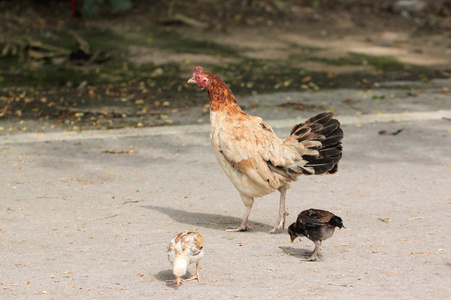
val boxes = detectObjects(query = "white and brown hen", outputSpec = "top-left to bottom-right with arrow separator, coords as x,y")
167,231 -> 205,286
288,208 -> 344,261
188,67 -> 343,233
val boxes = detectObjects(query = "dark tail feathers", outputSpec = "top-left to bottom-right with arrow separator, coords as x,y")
290,112 -> 343,175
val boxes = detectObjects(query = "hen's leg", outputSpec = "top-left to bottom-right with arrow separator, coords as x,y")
307,240 -> 322,261
270,186 -> 289,233
186,262 -> 200,282
226,203 -> 253,232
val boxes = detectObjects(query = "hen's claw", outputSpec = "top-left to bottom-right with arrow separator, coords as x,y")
226,224 -> 251,232
270,210 -> 289,233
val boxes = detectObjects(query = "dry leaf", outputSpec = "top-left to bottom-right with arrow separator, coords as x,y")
378,217 -> 391,223
328,283 -> 355,287
378,129 -> 403,136
407,217 -> 424,221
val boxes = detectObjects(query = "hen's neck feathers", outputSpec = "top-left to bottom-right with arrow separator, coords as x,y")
205,72 -> 242,113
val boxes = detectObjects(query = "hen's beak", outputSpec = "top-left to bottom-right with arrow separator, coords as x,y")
187,77 -> 196,84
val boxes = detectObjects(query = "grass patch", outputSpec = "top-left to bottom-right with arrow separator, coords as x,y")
314,53 -> 406,72
148,27 -> 240,57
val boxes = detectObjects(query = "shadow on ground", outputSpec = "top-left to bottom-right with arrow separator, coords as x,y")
143,205 -> 273,232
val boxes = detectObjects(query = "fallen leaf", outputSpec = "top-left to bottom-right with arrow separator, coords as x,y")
378,129 -> 403,136
328,283 -> 355,288
407,217 -> 424,221
378,217 -> 391,223
103,150 -> 138,155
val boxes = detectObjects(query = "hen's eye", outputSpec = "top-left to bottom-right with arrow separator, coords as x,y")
197,76 -> 201,80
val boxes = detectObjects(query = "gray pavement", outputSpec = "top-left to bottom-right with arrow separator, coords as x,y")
1,81 -> 451,299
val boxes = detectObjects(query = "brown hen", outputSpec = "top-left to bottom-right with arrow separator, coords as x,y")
188,67 -> 343,233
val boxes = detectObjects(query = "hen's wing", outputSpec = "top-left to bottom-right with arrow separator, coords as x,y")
215,113 -> 303,190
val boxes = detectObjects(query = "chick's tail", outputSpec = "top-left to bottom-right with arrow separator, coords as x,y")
288,112 -> 343,175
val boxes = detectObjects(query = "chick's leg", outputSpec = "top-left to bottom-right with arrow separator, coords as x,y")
227,201 -> 253,232
186,262 -> 200,282
270,186 -> 289,233
307,240 -> 322,261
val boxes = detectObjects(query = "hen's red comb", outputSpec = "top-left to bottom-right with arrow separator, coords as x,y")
196,66 -> 203,73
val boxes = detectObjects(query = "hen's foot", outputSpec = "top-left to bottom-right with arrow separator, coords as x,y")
304,256 -> 320,261
269,226 -> 283,234
269,211 -> 289,233
226,224 -> 251,232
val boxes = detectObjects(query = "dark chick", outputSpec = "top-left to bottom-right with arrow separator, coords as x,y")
288,208 -> 344,261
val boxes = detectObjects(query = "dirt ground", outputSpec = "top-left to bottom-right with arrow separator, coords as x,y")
1,113 -> 450,299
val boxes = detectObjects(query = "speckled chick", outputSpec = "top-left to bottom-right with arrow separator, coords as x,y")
288,209 -> 344,261
167,231 -> 205,286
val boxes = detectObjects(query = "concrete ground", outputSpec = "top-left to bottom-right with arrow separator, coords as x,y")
0,81 -> 450,299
